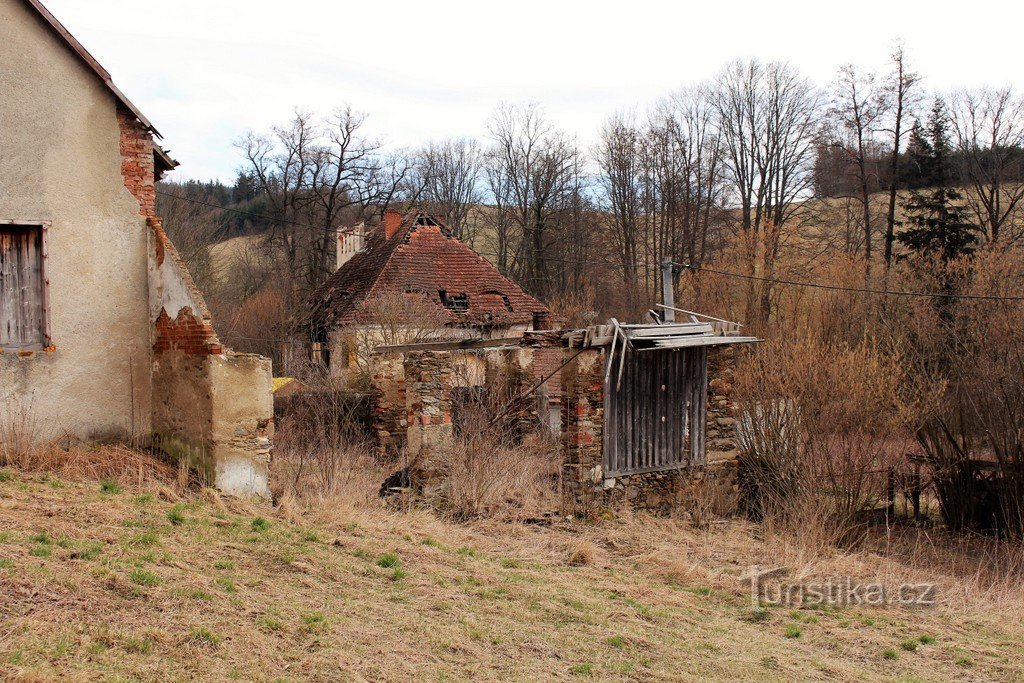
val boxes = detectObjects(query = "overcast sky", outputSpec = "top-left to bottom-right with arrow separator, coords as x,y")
43,0 -> 1024,183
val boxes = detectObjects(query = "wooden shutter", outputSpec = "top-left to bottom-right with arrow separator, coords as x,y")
603,347 -> 707,477
0,225 -> 44,348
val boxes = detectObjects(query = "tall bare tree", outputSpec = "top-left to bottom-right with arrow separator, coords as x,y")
713,59 -> 820,326
949,87 -> 1024,243
238,107 -> 409,332
414,138 -> 483,242
596,113 -> 645,288
882,44 -> 921,267
830,63 -> 890,275
485,103 -> 583,298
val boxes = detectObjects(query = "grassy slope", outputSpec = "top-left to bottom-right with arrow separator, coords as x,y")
0,469 -> 1021,682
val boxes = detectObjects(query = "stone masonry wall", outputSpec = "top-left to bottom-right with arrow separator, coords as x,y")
369,351 -> 407,458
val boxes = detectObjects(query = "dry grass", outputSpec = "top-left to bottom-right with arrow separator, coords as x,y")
1,452 -> 1023,681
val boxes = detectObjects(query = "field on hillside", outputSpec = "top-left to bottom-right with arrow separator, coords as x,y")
1,460 -> 1023,682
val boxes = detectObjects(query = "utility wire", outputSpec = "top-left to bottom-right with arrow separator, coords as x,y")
675,262 -> 1024,302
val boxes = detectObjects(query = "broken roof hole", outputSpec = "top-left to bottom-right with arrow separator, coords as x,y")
438,290 -> 470,314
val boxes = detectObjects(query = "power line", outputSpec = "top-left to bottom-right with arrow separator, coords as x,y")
676,262 -> 1024,302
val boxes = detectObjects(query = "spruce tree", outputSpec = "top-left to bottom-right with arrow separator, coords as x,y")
896,100 -> 979,262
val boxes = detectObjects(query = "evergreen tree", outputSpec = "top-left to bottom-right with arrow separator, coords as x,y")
896,100 -> 979,262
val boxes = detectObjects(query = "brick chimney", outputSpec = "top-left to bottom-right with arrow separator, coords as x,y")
383,209 -> 404,240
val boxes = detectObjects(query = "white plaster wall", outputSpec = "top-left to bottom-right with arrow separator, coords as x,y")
0,0 -> 153,439
209,353 -> 273,499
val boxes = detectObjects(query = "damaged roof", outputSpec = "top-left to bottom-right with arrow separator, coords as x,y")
310,210 -> 550,329
21,0 -> 178,174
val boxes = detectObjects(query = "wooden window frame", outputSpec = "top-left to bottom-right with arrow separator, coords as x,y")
0,220 -> 51,351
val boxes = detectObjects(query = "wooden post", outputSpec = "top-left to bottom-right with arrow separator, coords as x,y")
912,462 -> 922,522
661,259 -> 675,323
887,466 -> 896,520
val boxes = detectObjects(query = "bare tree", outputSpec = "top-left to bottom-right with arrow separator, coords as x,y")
415,138 -> 483,242
882,44 -> 921,267
949,87 -> 1024,243
595,113 -> 644,288
713,59 -> 820,326
485,102 -> 583,299
829,63 -> 890,275
237,107 -> 409,333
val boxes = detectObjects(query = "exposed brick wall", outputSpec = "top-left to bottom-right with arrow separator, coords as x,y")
116,103 -> 156,218
561,347 -> 606,514
153,307 -> 223,355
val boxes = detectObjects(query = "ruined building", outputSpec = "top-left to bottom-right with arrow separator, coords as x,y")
0,0 -> 273,497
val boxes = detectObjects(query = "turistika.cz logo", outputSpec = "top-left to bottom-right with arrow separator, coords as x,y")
742,566 -> 937,609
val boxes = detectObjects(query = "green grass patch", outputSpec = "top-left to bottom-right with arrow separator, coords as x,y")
28,531 -> 51,544
301,612 -> 328,633
607,635 -> 625,648
570,663 -> 593,676
134,493 -> 153,504
0,558 -> 14,569
900,639 -> 919,652
390,568 -> 407,582
251,517 -> 270,532
257,615 -> 286,633
0,470 -> 12,482
123,635 -> 154,655
29,543 -> 52,558
784,625 -> 802,639
167,505 -> 186,526
377,553 -> 400,569
69,542 -> 103,561
881,648 -> 899,660
100,479 -> 122,494
499,558 -> 522,569
421,537 -> 443,548
213,559 -> 235,570
129,568 -> 160,587
214,577 -> 237,593
187,627 -> 222,647
456,546 -> 477,557
918,634 -> 936,645
129,531 -> 160,547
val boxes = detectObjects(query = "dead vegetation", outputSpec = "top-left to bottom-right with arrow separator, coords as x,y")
1,456 -> 1024,681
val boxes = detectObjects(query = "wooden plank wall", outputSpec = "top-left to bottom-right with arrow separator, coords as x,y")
603,347 -> 707,477
0,226 -> 43,347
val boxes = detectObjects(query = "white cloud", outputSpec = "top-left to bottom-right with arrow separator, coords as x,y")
42,0 -> 1024,181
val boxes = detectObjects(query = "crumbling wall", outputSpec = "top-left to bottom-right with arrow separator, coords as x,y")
370,351 -> 407,457
209,353 -> 274,498
148,214 -> 272,498
561,347 -> 606,514
404,351 -> 455,457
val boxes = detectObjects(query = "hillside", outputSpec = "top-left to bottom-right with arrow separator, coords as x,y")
1,463 -> 1021,681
